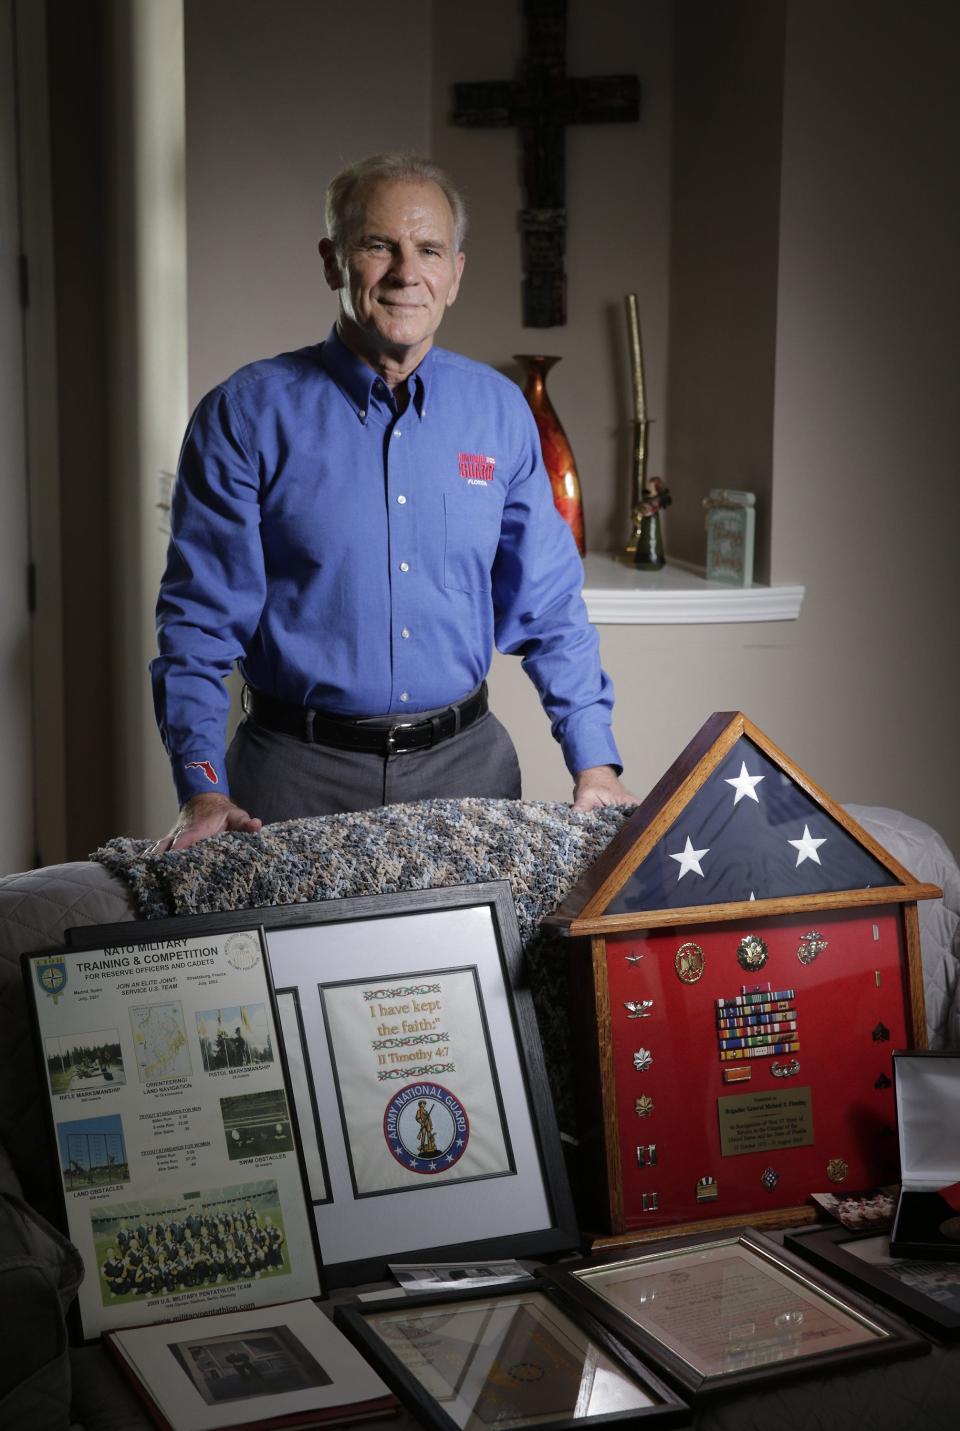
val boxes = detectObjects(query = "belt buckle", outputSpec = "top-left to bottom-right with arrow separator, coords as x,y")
385,721 -> 414,754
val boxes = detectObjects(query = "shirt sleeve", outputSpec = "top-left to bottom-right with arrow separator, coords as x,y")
492,402 -> 622,778
151,387 -> 266,805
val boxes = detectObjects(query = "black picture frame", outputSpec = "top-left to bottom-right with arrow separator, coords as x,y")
333,1281 -> 691,1430
539,1226 -> 928,1400
69,881 -> 578,1286
785,1223 -> 960,1341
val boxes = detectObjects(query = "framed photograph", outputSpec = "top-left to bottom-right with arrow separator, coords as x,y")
105,1299 -> 397,1431
334,1282 -> 690,1430
540,1227 -> 928,1399
69,882 -> 578,1285
23,927 -> 324,1341
785,1223 -> 960,1340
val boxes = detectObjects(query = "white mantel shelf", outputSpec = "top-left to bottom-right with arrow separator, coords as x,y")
582,554 -> 806,625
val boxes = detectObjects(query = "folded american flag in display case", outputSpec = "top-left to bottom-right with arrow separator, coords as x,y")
547,712 -> 941,1246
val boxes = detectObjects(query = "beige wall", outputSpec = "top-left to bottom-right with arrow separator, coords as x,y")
665,0 -> 785,580
767,0 -> 960,842
174,0 -> 958,856
487,0 -> 960,858
430,0 -> 675,553
184,0 -> 433,403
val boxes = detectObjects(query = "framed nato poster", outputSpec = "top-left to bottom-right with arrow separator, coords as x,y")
69,883 -> 578,1286
23,926 -> 324,1341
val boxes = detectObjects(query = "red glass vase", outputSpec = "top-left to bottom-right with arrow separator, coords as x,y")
514,354 -> 586,556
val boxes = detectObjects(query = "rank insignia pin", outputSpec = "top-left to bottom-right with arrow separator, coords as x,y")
633,1048 -> 653,1072
641,1192 -> 660,1212
797,930 -> 828,965
872,1022 -> 890,1043
635,1143 -> 657,1167
635,1095 -> 654,1117
696,1175 -> 718,1203
874,1072 -> 892,1090
624,999 -> 654,1019
624,952 -> 644,965
674,942 -> 705,984
761,1167 -> 779,1191
826,1158 -> 849,1184
737,935 -> 769,971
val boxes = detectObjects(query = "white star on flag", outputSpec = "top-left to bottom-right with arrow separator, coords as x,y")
788,825 -> 827,867
725,761 -> 765,804
669,836 -> 710,880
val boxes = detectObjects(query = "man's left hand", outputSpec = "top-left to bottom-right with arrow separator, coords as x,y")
572,765 -> 640,810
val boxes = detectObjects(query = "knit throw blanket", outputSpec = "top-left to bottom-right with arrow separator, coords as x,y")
94,799 -> 632,1130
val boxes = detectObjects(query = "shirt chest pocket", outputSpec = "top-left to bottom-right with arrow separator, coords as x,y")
443,489 -> 504,594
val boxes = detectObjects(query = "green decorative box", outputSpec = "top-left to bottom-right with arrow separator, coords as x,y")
704,489 -> 755,586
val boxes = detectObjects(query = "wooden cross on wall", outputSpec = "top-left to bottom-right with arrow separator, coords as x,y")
452,0 -> 640,327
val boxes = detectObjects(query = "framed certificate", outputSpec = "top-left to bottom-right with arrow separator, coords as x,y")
69,882 -> 578,1285
334,1283 -> 690,1430
23,927 -> 324,1341
785,1224 -> 960,1340
541,1227 -> 928,1399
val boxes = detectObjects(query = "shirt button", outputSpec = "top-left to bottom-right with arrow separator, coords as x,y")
358,409 -> 366,419
392,429 -> 402,439
399,561 -> 409,572
397,494 -> 407,505
401,627 -> 410,639
399,691 -> 409,702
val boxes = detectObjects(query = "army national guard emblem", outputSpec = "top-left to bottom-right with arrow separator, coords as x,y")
36,956 -> 68,1003
384,1082 -> 469,1174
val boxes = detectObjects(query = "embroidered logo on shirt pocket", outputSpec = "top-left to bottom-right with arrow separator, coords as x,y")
458,451 -> 496,484
443,490 -> 502,593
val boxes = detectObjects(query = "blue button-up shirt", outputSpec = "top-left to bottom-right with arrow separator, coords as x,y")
153,327 -> 621,804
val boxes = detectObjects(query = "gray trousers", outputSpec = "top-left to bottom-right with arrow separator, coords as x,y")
225,708 -> 522,822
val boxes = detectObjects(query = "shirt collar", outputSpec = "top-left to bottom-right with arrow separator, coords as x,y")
320,324 -> 432,422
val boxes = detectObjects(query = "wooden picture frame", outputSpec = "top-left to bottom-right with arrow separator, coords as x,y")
69,882 -> 578,1286
785,1223 -> 960,1341
544,712 -> 939,1242
333,1281 -> 691,1430
540,1227 -> 928,1400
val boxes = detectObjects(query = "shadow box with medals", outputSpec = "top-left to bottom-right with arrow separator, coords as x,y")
545,712 -> 941,1246
69,882 -> 579,1288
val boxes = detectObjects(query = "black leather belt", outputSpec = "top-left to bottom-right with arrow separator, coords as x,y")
243,683 -> 488,755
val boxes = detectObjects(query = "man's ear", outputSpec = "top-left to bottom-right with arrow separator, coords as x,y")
446,250 -> 466,309
318,238 -> 343,292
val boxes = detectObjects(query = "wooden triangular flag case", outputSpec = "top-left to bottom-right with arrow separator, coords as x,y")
549,713 -> 941,1245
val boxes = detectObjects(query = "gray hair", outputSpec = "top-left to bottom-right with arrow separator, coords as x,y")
325,152 -> 468,255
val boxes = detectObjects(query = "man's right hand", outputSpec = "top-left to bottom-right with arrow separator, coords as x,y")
151,793 -> 263,854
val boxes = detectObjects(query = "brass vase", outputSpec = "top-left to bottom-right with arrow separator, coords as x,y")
514,355 -> 586,555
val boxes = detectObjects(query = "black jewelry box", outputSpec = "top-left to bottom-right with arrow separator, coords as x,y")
890,1050 -> 960,1260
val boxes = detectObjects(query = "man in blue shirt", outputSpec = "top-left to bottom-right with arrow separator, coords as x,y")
152,153 -> 635,851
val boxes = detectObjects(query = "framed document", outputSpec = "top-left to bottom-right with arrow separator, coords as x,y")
785,1224 -> 960,1340
105,1299 -> 397,1430
24,928 -> 324,1340
541,1227 -> 928,1399
334,1283 -> 690,1430
69,883 -> 577,1285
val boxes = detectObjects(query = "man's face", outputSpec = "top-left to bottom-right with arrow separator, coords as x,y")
321,178 -> 465,369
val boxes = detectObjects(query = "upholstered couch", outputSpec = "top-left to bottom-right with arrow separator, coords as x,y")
0,801 -> 958,1430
